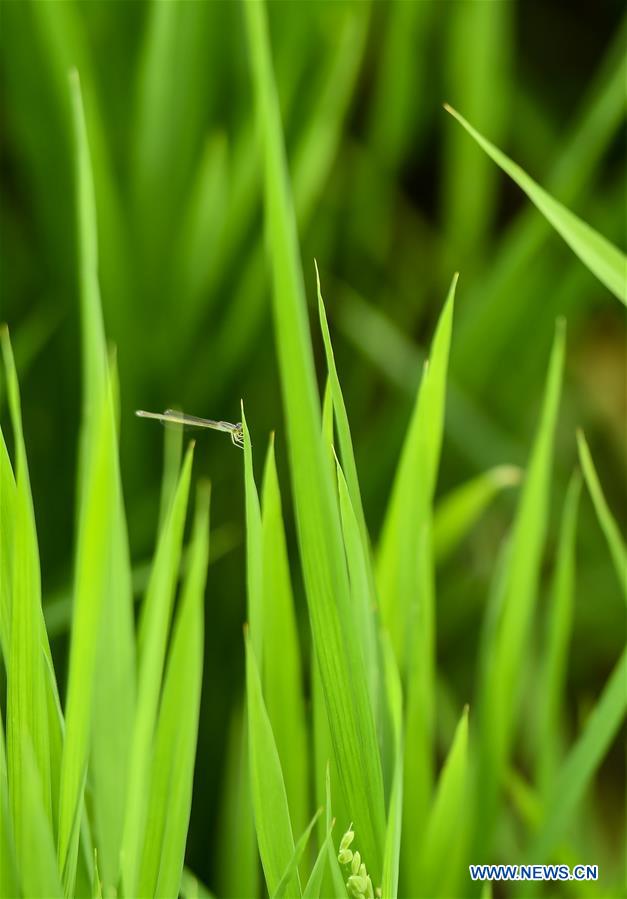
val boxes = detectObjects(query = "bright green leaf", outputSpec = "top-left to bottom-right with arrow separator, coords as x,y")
445,104 -> 627,304
245,630 -> 299,898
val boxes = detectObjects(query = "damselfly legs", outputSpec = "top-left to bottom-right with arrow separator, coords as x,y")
136,409 -> 245,448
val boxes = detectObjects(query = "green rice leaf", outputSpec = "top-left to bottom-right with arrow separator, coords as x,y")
577,430 -> 627,602
442,0 -> 513,264
531,646 -> 627,857
2,326 -> 54,868
215,704 -> 259,899
375,276 -> 456,886
302,819 -> 334,899
69,70 -> 135,892
244,0 -> 385,877
1,331 -> 66,838
0,712 -> 18,899
245,630 -> 299,898
334,456 -> 379,717
17,735 -> 63,898
121,443 -> 195,897
377,274 -> 457,667
0,427 -> 15,665
316,264 -> 365,544
452,20 -> 627,390
242,405 -> 264,667
273,809 -> 322,899
147,484 -> 210,899
417,707 -> 469,898
262,435 -> 309,842
91,850 -> 102,899
381,641 -> 403,899
536,472 -> 582,795
324,764 -> 349,899
318,267 -> 380,711
57,371 -> 118,894
433,465 -> 521,563
444,104 -> 627,304
158,412 -> 184,533
30,3 -> 131,345
401,523 -> 435,876
475,321 -> 565,855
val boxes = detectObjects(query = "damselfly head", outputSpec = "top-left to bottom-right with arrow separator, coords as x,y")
231,423 -> 245,448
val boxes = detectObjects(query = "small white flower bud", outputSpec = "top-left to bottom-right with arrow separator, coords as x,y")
347,873 -> 368,896
339,824 -> 355,852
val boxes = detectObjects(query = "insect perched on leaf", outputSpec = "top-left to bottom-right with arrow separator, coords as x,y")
136,408 -> 245,448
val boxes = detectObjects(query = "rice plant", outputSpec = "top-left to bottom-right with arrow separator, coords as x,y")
1,1 -> 624,898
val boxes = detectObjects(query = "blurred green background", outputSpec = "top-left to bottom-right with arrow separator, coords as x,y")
1,0 -> 625,886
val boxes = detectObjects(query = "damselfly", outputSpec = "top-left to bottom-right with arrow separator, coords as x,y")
136,409 -> 244,448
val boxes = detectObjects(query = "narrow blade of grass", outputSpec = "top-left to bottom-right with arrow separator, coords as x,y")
69,70 -> 135,892
149,485 -> 210,899
1,333 -> 65,841
417,707 -> 469,898
2,327 -> 54,868
57,373 -> 118,894
318,270 -> 381,716
381,640 -> 403,899
376,275 -> 456,668
453,17 -> 627,393
373,277 -> 455,887
215,703 -> 259,899
316,263 -> 368,554
302,817 -> 335,899
91,850 -> 101,899
401,522 -> 435,879
475,321 -> 565,856
577,430 -> 627,601
311,663 -> 347,899
158,413 -> 184,533
442,0 -> 513,264
536,472 -> 582,795
0,712 -> 18,898
433,465 -> 521,563
17,735 -> 63,898
324,763 -> 349,899
245,630 -> 299,898
530,646 -> 627,858
334,456 -> 379,719
273,809 -> 322,899
121,443 -> 195,897
0,428 -> 15,664
244,0 -> 385,877
262,435 -> 309,843
242,405 -> 264,667
444,104 -> 627,304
